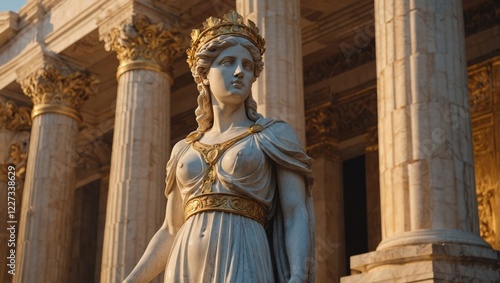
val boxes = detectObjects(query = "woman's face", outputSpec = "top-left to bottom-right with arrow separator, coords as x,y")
205,44 -> 256,106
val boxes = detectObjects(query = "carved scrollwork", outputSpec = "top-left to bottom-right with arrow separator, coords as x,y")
0,100 -> 31,132
477,187 -> 495,244
102,14 -> 185,78
305,87 -> 378,157
305,107 -> 337,144
336,93 -> 377,140
306,140 -> 339,160
468,67 -> 492,115
0,131 -> 30,185
473,129 -> 490,153
19,63 -> 98,122
184,193 -> 268,225
472,126 -> 497,247
75,140 -> 112,184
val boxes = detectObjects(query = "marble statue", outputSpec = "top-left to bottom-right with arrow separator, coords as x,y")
123,10 -> 315,283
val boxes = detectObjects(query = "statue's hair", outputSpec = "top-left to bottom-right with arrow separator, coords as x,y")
191,35 -> 264,132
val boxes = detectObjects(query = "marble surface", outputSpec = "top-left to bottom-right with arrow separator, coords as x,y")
342,1 -> 499,282
375,0 -> 481,246
312,155 -> 345,282
100,69 -> 170,283
236,0 -> 306,144
342,243 -> 500,283
14,113 -> 79,283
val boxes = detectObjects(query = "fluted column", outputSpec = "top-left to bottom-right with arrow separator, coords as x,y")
236,0 -> 306,144
95,166 -> 109,283
342,1 -> 500,282
310,146 -> 345,283
0,100 -> 31,283
375,0 -> 483,251
364,128 -> 381,252
99,15 -> 183,282
14,63 -> 98,283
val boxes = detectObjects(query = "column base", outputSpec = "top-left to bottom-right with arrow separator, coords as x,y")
341,243 -> 500,283
376,229 -> 490,250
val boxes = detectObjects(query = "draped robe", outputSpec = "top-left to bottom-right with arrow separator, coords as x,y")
164,118 -> 315,283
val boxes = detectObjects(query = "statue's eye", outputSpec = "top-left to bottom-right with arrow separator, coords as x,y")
219,58 -> 233,66
243,62 -> 254,71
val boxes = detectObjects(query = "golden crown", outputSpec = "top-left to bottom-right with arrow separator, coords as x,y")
186,10 -> 266,69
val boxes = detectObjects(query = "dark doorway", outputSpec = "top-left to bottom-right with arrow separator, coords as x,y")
68,180 -> 100,283
343,155 -> 368,275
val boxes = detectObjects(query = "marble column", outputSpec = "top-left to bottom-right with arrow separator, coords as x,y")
14,63 -> 98,283
364,128 -> 381,252
342,1 -> 500,282
311,146 -> 345,283
0,100 -> 31,283
99,15 -> 183,283
95,166 -> 109,283
236,0 -> 306,144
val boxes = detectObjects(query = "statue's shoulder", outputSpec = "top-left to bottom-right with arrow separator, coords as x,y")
256,118 -> 301,145
171,138 -> 190,157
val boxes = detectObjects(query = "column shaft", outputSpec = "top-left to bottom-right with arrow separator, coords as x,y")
375,0 -> 485,249
312,154 -> 345,283
236,0 -> 306,144
95,168 -> 109,283
341,1 -> 500,281
13,61 -> 97,283
99,14 -> 182,282
100,69 -> 170,282
364,129 -> 381,251
15,113 -> 79,282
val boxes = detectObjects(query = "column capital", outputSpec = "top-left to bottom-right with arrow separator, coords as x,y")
101,14 -> 185,80
0,100 -> 31,132
18,62 -> 98,123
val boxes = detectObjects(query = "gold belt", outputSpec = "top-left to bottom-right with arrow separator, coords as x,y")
184,193 -> 268,225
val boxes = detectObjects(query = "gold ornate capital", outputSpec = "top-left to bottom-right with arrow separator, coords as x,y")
0,100 -> 31,132
18,63 -> 98,123
102,14 -> 185,80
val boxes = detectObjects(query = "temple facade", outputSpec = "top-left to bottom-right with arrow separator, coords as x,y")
0,0 -> 499,282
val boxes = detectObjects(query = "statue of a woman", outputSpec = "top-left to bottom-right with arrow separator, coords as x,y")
124,10 -> 315,283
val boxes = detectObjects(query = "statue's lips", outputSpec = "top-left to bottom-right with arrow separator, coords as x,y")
231,80 -> 244,88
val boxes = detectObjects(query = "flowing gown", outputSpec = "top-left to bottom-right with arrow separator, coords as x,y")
163,118 -> 315,283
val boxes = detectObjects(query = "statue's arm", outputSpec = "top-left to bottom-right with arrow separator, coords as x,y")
123,143 -> 185,283
123,188 -> 183,283
275,126 -> 312,283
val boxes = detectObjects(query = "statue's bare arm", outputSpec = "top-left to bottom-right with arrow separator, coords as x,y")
123,143 -> 185,283
276,125 -> 311,283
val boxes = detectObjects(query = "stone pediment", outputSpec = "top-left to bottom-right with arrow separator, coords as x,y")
0,11 -> 19,47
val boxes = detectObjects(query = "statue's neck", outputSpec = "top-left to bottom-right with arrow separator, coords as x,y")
210,102 -> 252,134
